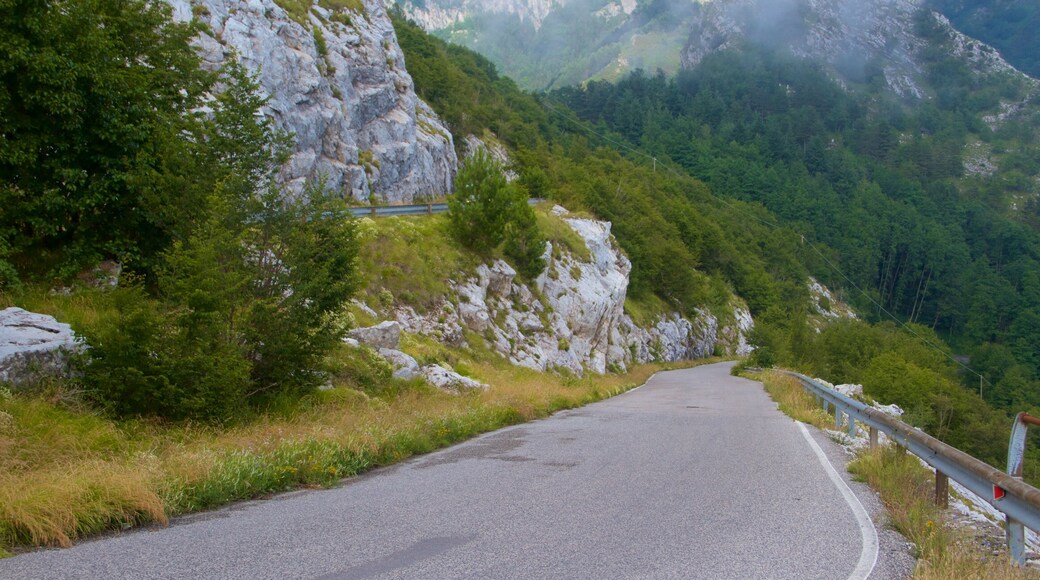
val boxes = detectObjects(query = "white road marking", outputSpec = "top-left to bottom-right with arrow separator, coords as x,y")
797,421 -> 880,580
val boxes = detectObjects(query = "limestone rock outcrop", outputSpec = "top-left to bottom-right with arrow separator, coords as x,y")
348,321 -> 401,350
394,206 -> 755,375
0,308 -> 83,388
421,364 -> 489,391
167,0 -> 457,203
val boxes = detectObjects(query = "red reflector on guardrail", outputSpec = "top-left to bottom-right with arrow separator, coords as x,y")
995,485 -> 1007,501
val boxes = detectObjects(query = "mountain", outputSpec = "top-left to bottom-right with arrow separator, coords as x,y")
170,0 -> 457,203
397,0 -> 1035,99
927,0 -> 1040,78
395,0 -> 699,90
680,0 -> 1031,99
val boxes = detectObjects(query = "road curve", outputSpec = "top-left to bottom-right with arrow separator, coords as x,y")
0,362 -> 894,579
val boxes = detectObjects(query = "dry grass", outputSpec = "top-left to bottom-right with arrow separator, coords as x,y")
753,369 -> 1033,577
0,462 -> 165,549
850,444 -> 1035,578
0,349 -> 698,555
757,369 -> 832,429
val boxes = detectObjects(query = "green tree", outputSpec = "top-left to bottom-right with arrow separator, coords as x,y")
81,58 -> 361,420
0,0 -> 212,275
448,149 -> 514,252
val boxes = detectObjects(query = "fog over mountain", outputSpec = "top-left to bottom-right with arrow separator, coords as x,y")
396,0 -> 701,90
396,0 -> 1034,95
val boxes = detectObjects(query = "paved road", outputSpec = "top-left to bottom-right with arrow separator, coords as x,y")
0,361 -> 908,579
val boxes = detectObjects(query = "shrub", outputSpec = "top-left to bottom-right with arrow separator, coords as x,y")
448,150 -> 546,277
81,285 -> 250,421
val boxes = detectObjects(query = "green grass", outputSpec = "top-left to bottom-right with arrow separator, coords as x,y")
273,0 -> 312,25
321,0 -> 364,15
849,447 -> 1031,579
356,215 -> 478,312
535,206 -> 592,262
755,369 -> 832,429
624,293 -> 670,328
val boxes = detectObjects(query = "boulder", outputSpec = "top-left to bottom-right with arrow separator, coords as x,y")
0,308 -> 83,387
834,383 -> 864,398
347,321 -> 401,350
421,364 -> 488,392
378,348 -> 421,381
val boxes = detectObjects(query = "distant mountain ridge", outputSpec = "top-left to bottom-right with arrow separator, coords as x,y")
396,0 -> 1034,96
395,0 -> 698,90
927,0 -> 1040,78
680,0 -> 1033,99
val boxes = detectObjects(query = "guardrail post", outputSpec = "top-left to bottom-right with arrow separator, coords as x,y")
935,471 -> 949,508
869,426 -> 878,449
847,416 -> 856,437
1005,412 -> 1040,566
1008,516 -> 1026,565
427,203 -> 433,215
370,207 -> 376,217
835,406 -> 842,429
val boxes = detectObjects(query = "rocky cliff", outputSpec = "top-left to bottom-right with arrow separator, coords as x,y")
168,0 -> 457,203
388,206 -> 754,375
397,0 -> 564,31
680,0 -> 1033,99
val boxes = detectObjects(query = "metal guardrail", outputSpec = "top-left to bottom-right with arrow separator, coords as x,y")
348,198 -> 543,218
783,370 -> 1040,562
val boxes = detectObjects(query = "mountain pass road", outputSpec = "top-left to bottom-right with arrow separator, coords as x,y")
0,361 -> 912,579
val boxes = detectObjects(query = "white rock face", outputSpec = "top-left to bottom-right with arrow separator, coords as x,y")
394,206 -> 755,375
167,0 -> 457,203
0,308 -> 84,387
808,277 -> 857,323
397,0 -> 564,31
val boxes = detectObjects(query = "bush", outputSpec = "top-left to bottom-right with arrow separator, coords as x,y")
82,285 -> 250,421
448,149 -> 546,277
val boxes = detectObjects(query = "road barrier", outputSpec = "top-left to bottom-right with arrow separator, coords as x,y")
783,370 -> 1040,564
348,198 -> 543,218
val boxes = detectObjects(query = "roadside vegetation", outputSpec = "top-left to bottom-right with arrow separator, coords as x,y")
754,367 -> 1032,578
0,285 -> 699,554
851,447 -> 1031,579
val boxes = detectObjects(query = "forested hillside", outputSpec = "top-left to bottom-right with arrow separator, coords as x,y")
551,39 -> 1040,450
393,10 -> 812,327
392,11 -> 1040,478
929,0 -> 1040,78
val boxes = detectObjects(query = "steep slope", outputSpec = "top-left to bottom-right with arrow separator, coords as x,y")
928,0 -> 1040,78
383,206 -> 753,376
680,0 -> 1032,99
169,0 -> 457,202
395,0 -> 698,90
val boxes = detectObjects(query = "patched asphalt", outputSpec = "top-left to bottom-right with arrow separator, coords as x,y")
0,361 -> 913,579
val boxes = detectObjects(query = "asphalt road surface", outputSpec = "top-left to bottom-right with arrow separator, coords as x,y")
0,361 -> 912,579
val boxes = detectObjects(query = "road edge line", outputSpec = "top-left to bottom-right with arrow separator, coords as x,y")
796,421 -> 879,580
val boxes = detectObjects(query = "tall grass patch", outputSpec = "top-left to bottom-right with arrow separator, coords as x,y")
357,216 -> 477,312
758,370 -> 831,429
849,446 -> 1033,578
